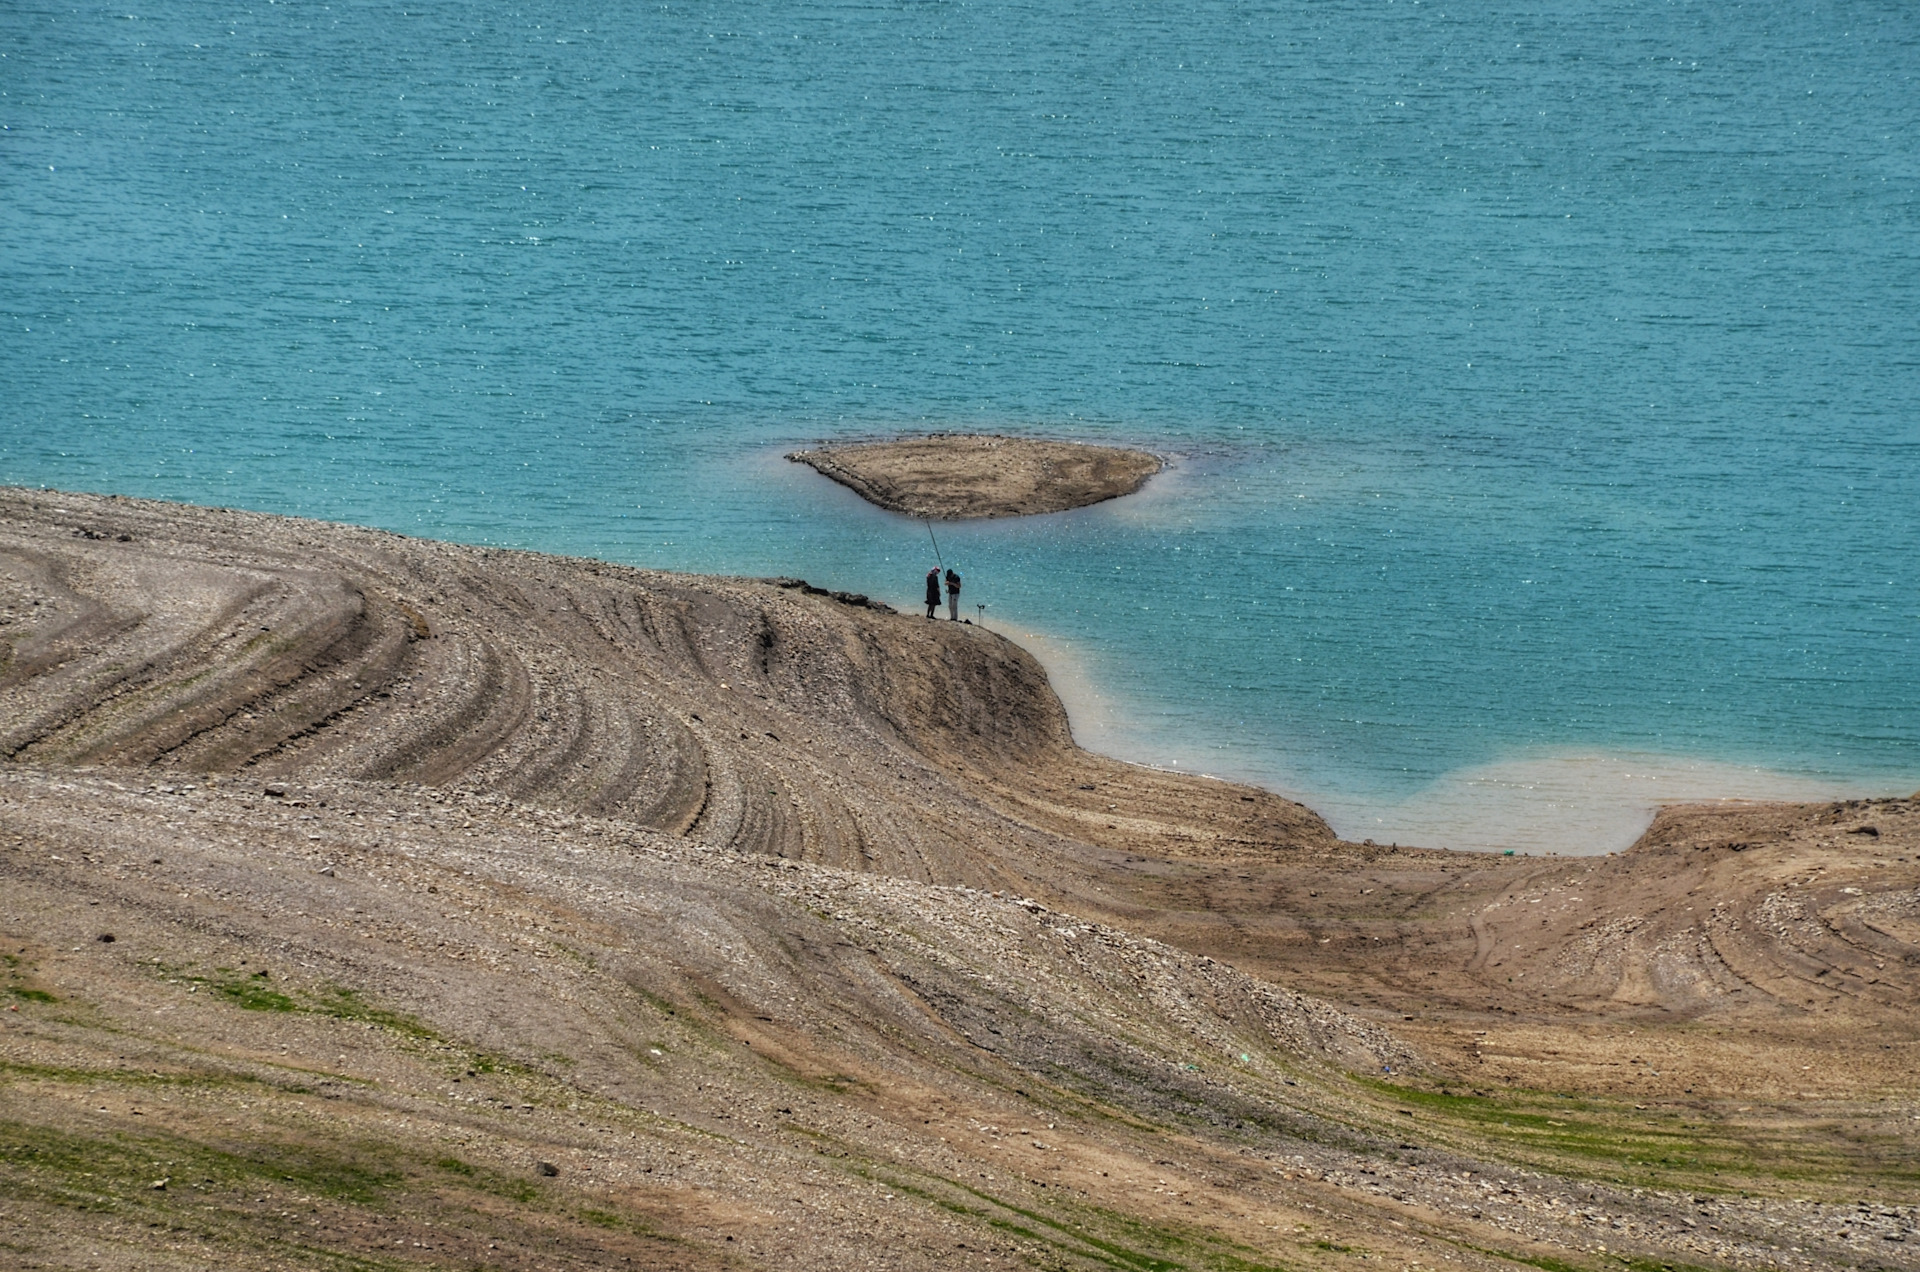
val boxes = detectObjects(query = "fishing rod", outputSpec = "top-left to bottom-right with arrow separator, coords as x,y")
924,518 -> 943,567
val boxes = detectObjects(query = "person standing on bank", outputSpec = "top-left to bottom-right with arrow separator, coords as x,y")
925,567 -> 942,619
945,567 -> 962,620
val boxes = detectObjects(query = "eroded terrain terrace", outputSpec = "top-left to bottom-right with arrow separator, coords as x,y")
2,488 -> 1915,1271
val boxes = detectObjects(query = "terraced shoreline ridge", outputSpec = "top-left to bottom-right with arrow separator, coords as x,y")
2,488 -> 1916,1271
785,434 -> 1164,519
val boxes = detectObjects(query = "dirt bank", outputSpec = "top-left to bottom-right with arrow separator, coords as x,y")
3,488 -> 1915,1270
786,434 -> 1163,519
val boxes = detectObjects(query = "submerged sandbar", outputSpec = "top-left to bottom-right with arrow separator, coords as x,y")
786,433 -> 1162,520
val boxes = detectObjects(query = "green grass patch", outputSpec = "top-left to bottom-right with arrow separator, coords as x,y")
0,1099 -> 687,1268
0,1057 -> 268,1093
0,1114 -> 602,1264
1355,1076 -> 1920,1197
209,972 -> 299,1013
161,962 -> 441,1042
915,1179 -> 1184,1271
632,987 -> 679,1017
311,987 -> 437,1039
805,1135 -> 1297,1272
0,1116 -> 403,1210
3,951 -> 55,1004
483,1176 -> 542,1204
423,1154 -> 543,1205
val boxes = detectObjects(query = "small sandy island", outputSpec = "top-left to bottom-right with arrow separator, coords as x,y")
787,433 -> 1163,519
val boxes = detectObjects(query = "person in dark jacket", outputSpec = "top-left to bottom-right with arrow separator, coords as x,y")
944,568 -> 962,620
924,567 -> 941,618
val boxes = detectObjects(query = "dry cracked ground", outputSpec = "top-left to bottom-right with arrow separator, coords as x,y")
1,487 -> 1916,1272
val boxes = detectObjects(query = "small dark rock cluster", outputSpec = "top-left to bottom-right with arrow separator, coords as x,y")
764,577 -> 896,613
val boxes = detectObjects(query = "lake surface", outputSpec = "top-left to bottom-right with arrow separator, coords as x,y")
5,0 -> 1917,852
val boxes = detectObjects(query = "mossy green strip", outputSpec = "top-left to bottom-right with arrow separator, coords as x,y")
0,1116 -> 402,1209
801,1131 -> 1297,1272
1355,1075 -> 1920,1197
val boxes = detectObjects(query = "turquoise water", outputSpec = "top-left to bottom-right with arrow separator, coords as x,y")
5,1 -> 1918,852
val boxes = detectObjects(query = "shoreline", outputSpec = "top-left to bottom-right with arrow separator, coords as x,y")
11,481 -> 1906,857
973,604 -> 1906,855
4,486 -> 1918,1265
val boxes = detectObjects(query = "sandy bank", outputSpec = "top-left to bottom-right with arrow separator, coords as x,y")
0,487 -> 1333,884
786,433 -> 1163,519
3,488 -> 1917,1269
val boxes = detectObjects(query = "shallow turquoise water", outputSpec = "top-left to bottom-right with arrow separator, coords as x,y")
4,1 -> 1917,850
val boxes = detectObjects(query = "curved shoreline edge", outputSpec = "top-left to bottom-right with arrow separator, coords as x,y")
3,486 -> 1917,1267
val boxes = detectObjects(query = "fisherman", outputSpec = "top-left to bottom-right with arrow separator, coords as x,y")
924,566 -> 942,619
945,567 -> 962,621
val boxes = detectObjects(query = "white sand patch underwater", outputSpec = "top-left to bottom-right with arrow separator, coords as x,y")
1311,753 -> 1895,857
